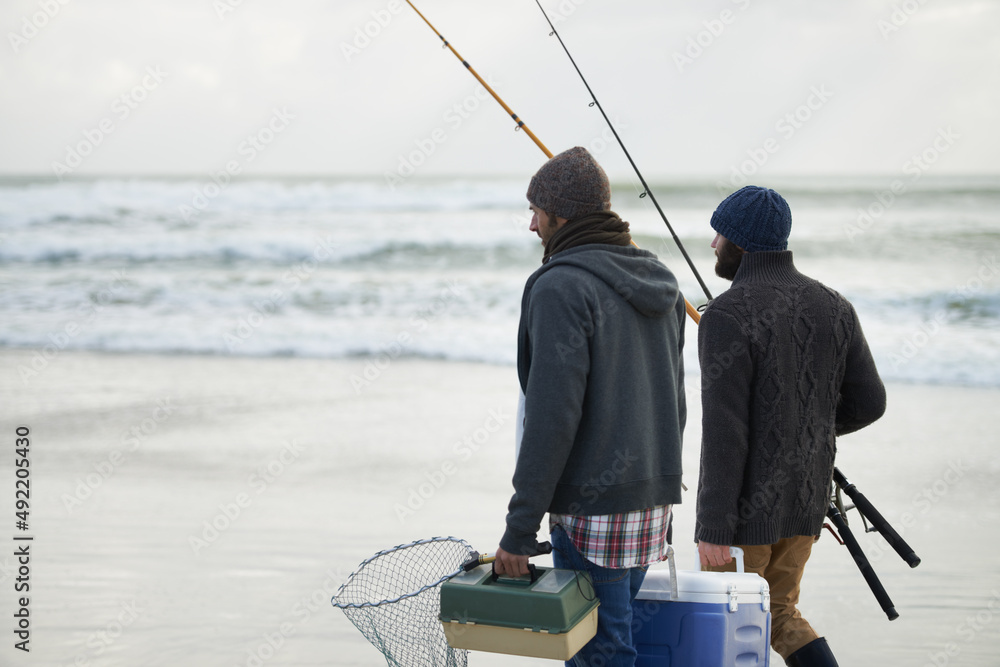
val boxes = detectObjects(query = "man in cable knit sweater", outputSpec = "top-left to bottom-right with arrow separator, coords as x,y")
695,186 -> 886,667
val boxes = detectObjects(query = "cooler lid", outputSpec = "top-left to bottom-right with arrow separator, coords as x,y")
637,568 -> 770,607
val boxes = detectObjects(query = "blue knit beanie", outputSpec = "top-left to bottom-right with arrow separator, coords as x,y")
710,186 -> 792,252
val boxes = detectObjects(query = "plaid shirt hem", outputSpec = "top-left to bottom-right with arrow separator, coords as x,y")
549,505 -> 673,569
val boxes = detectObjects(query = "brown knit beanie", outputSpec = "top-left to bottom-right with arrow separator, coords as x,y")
526,147 -> 611,220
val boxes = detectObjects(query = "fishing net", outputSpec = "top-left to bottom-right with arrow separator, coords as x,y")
332,536 -> 475,667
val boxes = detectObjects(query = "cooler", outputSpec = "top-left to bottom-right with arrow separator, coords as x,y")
633,549 -> 771,666
439,565 -> 599,660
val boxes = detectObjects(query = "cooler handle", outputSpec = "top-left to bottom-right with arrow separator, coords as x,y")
694,546 -> 745,574
731,546 -> 745,573
664,546 -> 678,601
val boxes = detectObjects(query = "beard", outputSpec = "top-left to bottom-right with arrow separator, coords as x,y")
715,239 -> 745,281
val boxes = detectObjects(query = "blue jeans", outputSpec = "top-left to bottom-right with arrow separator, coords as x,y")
551,526 -> 648,667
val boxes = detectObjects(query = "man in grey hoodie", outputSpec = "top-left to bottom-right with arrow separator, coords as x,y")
493,147 -> 686,666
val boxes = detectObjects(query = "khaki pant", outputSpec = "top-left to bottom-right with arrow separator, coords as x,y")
706,535 -> 819,660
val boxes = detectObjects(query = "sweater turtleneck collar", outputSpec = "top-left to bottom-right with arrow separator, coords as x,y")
731,250 -> 811,286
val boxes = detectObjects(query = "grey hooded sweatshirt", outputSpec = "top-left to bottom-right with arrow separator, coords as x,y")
500,244 -> 686,555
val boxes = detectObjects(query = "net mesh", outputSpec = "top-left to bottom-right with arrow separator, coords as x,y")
332,537 -> 474,667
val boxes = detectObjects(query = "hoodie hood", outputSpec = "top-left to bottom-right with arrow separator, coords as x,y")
526,244 -> 680,318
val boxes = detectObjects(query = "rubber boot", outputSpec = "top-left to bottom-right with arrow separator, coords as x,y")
785,637 -> 839,666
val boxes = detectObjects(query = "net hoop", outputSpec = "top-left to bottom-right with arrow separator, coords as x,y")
332,536 -> 473,608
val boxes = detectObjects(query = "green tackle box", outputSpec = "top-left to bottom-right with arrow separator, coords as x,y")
439,565 -> 599,660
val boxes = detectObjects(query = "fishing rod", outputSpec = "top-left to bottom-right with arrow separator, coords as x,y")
529,7 -> 922,619
522,15 -> 925,614
824,468 -> 921,620
534,0 -> 714,304
403,0 -> 702,324
834,468 -> 921,568
825,498 -> 899,621
404,0 -> 553,159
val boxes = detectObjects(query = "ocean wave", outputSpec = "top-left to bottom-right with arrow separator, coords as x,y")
3,324 -> 997,388
2,280 -> 998,388
0,232 -> 538,267
2,175 -> 998,388
0,177 -> 529,229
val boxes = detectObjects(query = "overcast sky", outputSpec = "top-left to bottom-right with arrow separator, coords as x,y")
1,0 -> 998,181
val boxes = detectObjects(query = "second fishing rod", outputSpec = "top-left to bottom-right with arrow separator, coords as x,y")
533,0 -> 714,304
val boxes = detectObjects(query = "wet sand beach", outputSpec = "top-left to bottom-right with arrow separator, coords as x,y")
1,350 -> 998,666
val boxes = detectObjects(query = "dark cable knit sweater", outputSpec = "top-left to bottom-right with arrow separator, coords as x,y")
695,251 -> 886,546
